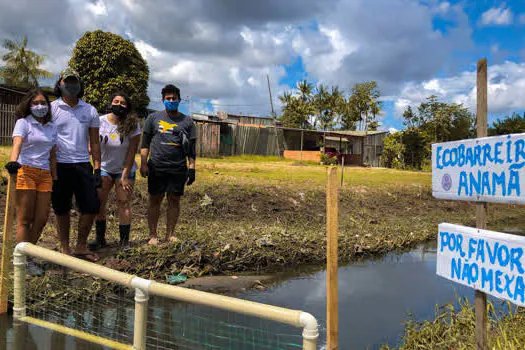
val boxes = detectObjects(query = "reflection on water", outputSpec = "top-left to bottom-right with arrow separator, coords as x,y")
2,242 -> 495,349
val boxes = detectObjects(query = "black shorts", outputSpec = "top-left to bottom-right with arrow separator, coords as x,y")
148,164 -> 187,196
52,162 -> 100,215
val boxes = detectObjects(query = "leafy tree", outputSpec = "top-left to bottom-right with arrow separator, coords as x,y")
387,95 -> 475,169
279,80 -> 384,131
314,84 -> 344,130
488,113 -> 525,136
69,30 -> 150,115
381,132 -> 405,169
0,36 -> 52,88
345,81 -> 382,132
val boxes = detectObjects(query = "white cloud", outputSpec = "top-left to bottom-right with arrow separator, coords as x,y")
85,0 -> 108,16
480,6 -> 513,26
388,127 -> 398,134
393,61 -> 525,119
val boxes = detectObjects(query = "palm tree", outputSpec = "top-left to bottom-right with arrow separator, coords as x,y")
0,36 -> 53,88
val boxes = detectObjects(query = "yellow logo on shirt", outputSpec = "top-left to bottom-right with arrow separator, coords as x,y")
158,120 -> 178,134
109,134 -> 118,140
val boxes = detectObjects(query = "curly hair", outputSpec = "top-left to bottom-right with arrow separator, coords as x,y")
14,88 -> 52,124
110,91 -> 139,137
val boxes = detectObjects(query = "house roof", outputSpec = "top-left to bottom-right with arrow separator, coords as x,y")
279,127 -> 388,138
0,84 -> 28,95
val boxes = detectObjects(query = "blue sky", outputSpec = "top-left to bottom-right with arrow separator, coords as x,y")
2,0 -> 525,132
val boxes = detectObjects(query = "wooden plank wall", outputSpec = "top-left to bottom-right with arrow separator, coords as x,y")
0,104 -> 16,145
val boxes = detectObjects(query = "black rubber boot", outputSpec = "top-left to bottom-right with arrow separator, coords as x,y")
88,220 -> 107,250
119,224 -> 130,248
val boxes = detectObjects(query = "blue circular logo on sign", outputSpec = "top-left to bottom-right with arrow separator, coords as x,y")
442,174 -> 452,191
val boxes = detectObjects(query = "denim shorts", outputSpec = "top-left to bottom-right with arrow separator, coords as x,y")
101,169 -> 136,180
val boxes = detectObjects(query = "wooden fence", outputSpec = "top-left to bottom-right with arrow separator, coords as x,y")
0,104 -> 16,145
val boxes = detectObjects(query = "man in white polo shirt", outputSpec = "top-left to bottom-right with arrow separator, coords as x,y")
51,68 -> 102,262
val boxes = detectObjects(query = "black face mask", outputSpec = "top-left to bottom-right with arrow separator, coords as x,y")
111,104 -> 128,117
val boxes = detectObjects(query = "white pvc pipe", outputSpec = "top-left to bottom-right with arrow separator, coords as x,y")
13,243 -> 27,319
300,312 -> 319,350
133,288 -> 148,350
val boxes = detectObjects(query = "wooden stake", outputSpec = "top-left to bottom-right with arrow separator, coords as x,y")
475,58 -> 488,350
0,174 -> 17,314
326,167 -> 339,350
341,157 -> 345,187
300,128 -> 304,162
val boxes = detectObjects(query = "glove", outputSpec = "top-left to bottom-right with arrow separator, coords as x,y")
94,168 -> 103,189
4,161 -> 21,175
187,168 -> 195,185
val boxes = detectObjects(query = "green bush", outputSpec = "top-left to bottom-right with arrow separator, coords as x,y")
320,154 -> 338,165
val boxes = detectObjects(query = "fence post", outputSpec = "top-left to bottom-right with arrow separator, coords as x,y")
0,173 -> 17,315
475,58 -> 488,350
326,167 -> 339,349
13,246 -> 27,319
132,277 -> 151,350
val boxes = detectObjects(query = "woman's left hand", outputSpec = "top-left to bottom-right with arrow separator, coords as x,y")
121,172 -> 132,192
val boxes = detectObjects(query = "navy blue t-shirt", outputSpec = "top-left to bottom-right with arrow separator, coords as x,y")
141,111 -> 196,173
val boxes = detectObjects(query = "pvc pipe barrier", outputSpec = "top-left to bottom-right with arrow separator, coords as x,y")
13,243 -> 319,349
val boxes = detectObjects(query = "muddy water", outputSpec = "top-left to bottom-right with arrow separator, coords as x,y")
2,242 -> 485,349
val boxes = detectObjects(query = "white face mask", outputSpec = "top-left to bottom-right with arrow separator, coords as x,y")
31,105 -> 49,118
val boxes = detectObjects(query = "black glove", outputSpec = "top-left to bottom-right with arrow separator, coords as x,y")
187,168 -> 195,185
94,168 -> 103,189
4,161 -> 21,175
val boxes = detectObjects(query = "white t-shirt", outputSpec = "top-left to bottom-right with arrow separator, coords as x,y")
12,116 -> 57,171
51,98 -> 100,163
99,114 -> 141,174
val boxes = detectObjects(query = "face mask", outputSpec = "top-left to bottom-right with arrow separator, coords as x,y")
60,82 -> 81,97
111,104 -> 128,117
30,105 -> 49,118
164,100 -> 179,111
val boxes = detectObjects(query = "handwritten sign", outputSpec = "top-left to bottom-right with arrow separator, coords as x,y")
432,133 -> 525,204
437,223 -> 525,306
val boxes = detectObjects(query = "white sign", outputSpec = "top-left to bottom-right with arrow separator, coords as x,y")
437,223 -> 525,307
432,133 -> 525,204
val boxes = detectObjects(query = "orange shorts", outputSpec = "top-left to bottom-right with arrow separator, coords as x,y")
16,165 -> 52,192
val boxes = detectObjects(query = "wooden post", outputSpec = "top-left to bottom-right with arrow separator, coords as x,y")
0,174 -> 16,315
326,167 -> 339,350
475,58 -> 488,350
340,157 -> 345,187
300,128 -> 304,162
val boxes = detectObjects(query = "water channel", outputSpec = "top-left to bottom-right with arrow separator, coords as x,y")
2,242 -> 497,349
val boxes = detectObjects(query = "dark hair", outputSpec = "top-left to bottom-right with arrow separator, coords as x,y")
15,88 -> 52,124
110,91 -> 139,137
161,84 -> 181,100
53,76 -> 85,98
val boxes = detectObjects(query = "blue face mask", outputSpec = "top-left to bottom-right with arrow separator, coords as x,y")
164,100 -> 179,111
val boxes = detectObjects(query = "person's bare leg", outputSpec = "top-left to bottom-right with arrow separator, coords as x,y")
74,213 -> 96,255
31,191 -> 51,244
148,194 -> 163,245
165,194 -> 181,242
116,179 -> 133,246
56,214 -> 71,254
95,176 -> 114,222
115,179 -> 133,225
16,190 -> 36,243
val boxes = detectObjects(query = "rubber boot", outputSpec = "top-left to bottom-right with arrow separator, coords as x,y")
88,220 -> 107,250
119,224 -> 130,248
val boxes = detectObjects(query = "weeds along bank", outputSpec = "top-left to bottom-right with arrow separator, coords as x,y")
2,155 -> 525,307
